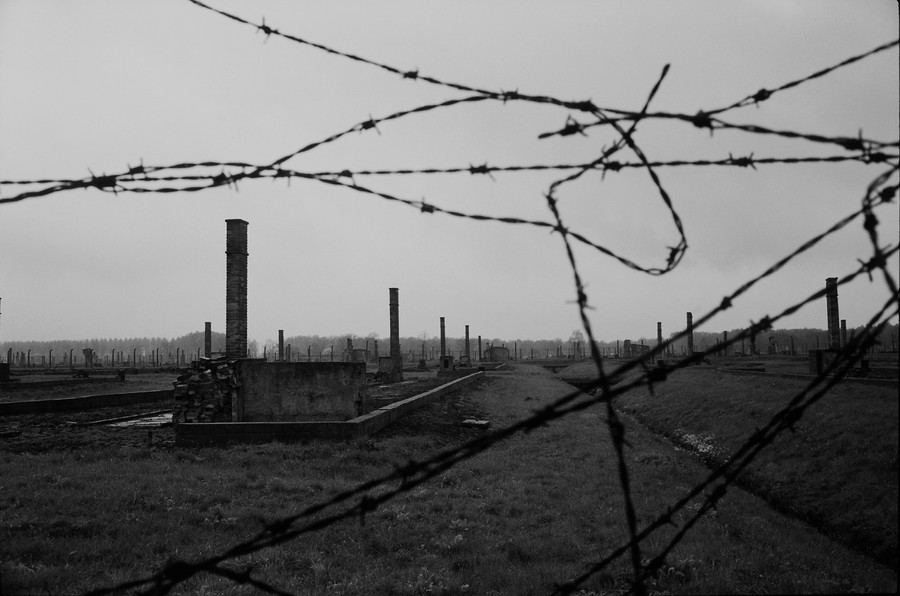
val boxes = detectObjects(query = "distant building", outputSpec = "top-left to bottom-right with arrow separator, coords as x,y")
483,346 -> 510,362
622,340 -> 650,359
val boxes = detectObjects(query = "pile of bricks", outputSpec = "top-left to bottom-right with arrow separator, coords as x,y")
172,358 -> 236,423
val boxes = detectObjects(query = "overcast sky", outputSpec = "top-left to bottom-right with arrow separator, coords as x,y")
1,0 -> 897,346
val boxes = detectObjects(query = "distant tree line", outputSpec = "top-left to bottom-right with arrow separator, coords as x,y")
1,331 -> 227,366
3,322 -> 896,366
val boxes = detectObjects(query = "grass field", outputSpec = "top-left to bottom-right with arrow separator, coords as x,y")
612,363 -> 898,569
0,364 -> 896,594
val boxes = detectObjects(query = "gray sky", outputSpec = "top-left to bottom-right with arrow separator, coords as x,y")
1,0 -> 898,346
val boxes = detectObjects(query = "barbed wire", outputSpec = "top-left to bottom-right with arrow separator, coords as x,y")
4,154 -> 895,279
8,153 -> 894,189
1,1 -> 896,594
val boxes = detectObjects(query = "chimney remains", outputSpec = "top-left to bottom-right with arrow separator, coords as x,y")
225,219 -> 249,360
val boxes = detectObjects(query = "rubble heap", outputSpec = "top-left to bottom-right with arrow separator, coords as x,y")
172,357 -> 237,423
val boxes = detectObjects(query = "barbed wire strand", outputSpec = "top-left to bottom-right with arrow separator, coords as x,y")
5,153 -> 898,190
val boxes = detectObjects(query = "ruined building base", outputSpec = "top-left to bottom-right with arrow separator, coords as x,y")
173,359 -> 368,423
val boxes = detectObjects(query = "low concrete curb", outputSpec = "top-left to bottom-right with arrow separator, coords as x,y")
0,390 -> 174,416
175,370 -> 485,447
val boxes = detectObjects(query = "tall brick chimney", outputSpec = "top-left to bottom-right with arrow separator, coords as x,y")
204,322 -> 212,358
440,317 -> 446,358
657,321 -> 663,360
389,288 -> 402,382
825,277 -> 840,350
686,312 -> 694,356
465,325 -> 470,359
226,219 -> 249,360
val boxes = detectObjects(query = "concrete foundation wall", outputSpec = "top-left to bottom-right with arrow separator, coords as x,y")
234,361 -> 366,422
175,371 -> 484,446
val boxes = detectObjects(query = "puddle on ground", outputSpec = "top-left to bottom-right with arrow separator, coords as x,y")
109,413 -> 172,428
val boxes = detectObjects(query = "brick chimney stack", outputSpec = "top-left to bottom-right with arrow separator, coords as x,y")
389,288 -> 403,382
226,219 -> 249,360
826,277 -> 840,350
